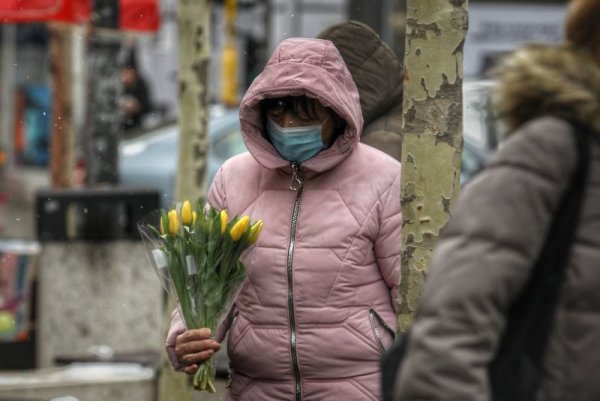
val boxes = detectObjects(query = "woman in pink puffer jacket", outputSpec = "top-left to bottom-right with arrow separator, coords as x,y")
166,37 -> 402,401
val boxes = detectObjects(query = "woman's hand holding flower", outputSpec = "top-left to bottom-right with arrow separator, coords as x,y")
175,328 -> 222,375
140,201 -> 262,391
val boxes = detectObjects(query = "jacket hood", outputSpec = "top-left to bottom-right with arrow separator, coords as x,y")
317,20 -> 404,128
495,43 -> 600,134
238,38 -> 363,173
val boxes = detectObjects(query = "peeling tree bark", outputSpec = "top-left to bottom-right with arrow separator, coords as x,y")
175,0 -> 212,203
398,0 -> 468,332
158,1 -> 213,400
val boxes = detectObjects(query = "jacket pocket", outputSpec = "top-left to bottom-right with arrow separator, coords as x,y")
368,308 -> 395,352
230,309 -> 239,330
226,308 -> 241,354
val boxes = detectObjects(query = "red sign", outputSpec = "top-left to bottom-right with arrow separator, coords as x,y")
0,0 -> 91,24
0,0 -> 159,32
0,0 -> 60,14
120,0 -> 159,32
53,0 -> 91,24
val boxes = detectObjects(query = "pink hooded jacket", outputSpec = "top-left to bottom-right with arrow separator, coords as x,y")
166,38 -> 402,401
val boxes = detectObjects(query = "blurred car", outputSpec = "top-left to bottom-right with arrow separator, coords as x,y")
118,80 -> 500,206
118,106 -> 244,208
461,79 -> 500,185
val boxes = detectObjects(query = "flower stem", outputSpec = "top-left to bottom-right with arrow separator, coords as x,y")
193,358 -> 216,393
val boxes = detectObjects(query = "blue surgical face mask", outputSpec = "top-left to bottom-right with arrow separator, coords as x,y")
266,117 -> 327,163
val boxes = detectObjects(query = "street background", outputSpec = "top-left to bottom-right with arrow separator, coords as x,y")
0,1 -> 567,400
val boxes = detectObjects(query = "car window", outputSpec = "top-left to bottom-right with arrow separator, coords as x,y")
212,127 -> 246,159
461,80 -> 502,185
463,81 -> 498,151
461,145 -> 484,181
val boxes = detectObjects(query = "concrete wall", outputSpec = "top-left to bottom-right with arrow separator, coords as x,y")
0,363 -> 155,401
37,241 -> 163,368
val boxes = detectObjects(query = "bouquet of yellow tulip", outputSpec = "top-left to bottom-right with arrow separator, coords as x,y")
138,199 -> 263,392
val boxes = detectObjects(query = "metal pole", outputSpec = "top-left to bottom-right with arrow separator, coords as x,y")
85,34 -> 121,186
291,0 -> 303,37
0,25 -> 17,168
48,23 -> 75,188
264,0 -> 272,54
85,0 -> 122,186
71,26 -> 87,169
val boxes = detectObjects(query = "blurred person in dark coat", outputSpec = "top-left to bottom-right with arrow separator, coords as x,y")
318,20 -> 404,160
120,49 -> 153,131
393,0 -> 600,399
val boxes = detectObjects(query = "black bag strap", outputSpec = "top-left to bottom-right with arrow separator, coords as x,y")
489,124 -> 593,401
381,331 -> 409,401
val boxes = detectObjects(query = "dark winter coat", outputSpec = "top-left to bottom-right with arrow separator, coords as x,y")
394,44 -> 600,401
318,20 -> 404,160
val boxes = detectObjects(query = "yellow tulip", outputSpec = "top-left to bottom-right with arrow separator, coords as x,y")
181,200 -> 193,226
229,215 -> 250,241
192,211 -> 198,225
168,209 -> 179,235
247,220 -> 263,244
220,210 -> 228,234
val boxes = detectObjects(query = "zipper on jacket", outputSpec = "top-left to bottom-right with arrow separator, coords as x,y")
287,163 -> 304,401
368,308 -> 395,352
289,164 -> 303,191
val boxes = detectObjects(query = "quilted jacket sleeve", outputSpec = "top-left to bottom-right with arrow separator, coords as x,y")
393,118 -> 578,401
376,168 -> 402,312
165,307 -> 186,371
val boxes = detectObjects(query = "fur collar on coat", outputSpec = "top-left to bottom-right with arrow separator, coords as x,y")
495,44 -> 600,135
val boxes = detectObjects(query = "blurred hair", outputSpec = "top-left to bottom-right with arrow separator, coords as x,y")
565,0 -> 600,56
262,96 -> 321,121
260,96 -> 346,141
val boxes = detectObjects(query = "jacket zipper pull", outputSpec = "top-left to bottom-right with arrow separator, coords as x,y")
289,163 -> 304,191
